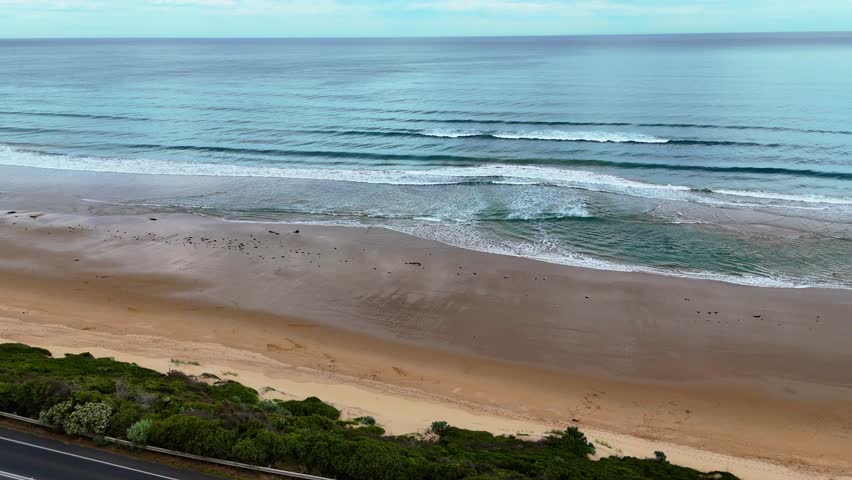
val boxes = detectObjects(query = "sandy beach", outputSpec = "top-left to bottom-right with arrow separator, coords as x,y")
0,194 -> 850,480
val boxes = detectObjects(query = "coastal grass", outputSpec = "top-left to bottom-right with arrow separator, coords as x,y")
0,343 -> 739,480
170,359 -> 201,366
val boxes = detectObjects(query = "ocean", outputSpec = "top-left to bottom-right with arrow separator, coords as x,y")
1,33 -> 850,288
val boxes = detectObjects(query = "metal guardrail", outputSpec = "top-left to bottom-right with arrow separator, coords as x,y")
104,437 -> 333,480
0,412 -> 56,429
0,411 -> 334,480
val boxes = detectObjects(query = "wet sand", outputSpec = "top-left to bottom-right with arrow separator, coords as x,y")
0,199 -> 850,479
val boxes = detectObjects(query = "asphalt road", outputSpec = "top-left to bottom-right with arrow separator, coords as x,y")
0,426 -> 227,480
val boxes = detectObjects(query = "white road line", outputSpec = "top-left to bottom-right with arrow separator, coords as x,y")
0,469 -> 35,480
0,436 -> 183,480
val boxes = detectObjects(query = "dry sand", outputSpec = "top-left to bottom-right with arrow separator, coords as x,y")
0,202 -> 850,480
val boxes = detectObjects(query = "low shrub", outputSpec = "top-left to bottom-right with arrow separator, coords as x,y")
353,425 -> 386,436
127,418 -> 152,444
40,401 -> 112,436
39,400 -> 74,427
430,420 -> 450,436
211,381 -> 259,404
231,430 -> 287,465
278,396 -> 340,419
64,401 -> 112,435
354,415 -> 376,426
108,400 -> 142,437
148,415 -> 237,458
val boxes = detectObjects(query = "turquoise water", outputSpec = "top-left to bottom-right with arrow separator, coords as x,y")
1,34 -> 850,287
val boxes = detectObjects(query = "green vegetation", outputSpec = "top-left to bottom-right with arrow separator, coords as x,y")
170,359 -> 201,366
354,415 -> 376,426
0,343 -> 738,479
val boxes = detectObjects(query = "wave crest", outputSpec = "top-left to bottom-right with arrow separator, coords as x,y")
2,145 -> 850,209
422,129 -> 670,143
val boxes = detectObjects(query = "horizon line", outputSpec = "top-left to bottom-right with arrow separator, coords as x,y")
1,30 -> 850,41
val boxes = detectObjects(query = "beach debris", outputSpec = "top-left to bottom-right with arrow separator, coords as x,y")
5,211 -> 15,214
149,218 -> 157,221
405,261 -> 422,267
753,315 -> 762,318
293,229 -> 300,234
268,230 -> 279,235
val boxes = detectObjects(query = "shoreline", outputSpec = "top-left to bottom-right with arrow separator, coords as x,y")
201,212 -> 851,291
0,201 -> 851,479
2,163 -> 850,291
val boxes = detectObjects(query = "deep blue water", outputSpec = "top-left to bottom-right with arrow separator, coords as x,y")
1,34 -> 851,287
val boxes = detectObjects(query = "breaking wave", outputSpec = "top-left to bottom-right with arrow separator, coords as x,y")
2,145 -> 850,209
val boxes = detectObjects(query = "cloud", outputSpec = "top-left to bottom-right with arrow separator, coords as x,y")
151,0 -> 237,6
407,0 -> 711,17
2,0 -> 851,37
0,0 -> 104,9
144,0 -> 366,16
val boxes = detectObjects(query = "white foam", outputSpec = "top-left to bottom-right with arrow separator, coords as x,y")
422,129 -> 670,143
383,221 -> 842,289
713,188 -> 852,205
493,130 -> 670,143
421,129 -> 480,138
2,145 -> 849,209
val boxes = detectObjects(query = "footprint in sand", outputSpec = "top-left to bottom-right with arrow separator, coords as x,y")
266,338 -> 304,352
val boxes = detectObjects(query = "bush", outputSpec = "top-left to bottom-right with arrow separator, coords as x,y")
231,430 -> 287,465
108,401 -> 142,437
127,419 -> 152,444
278,396 -> 339,419
39,401 -> 112,435
354,415 -> 376,426
39,400 -> 73,427
430,420 -> 450,436
7,380 -> 71,417
276,414 -> 341,433
542,426 -> 596,457
63,402 -> 112,435
0,343 -> 51,356
256,399 -> 292,417
148,415 -> 237,459
654,450 -> 668,463
211,381 -> 258,404
353,425 -> 385,436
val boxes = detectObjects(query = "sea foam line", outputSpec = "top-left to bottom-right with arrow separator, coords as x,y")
2,145 -> 850,208
193,212 -> 846,290
422,129 -> 670,143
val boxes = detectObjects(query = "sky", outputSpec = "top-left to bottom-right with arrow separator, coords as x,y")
1,0 -> 851,38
